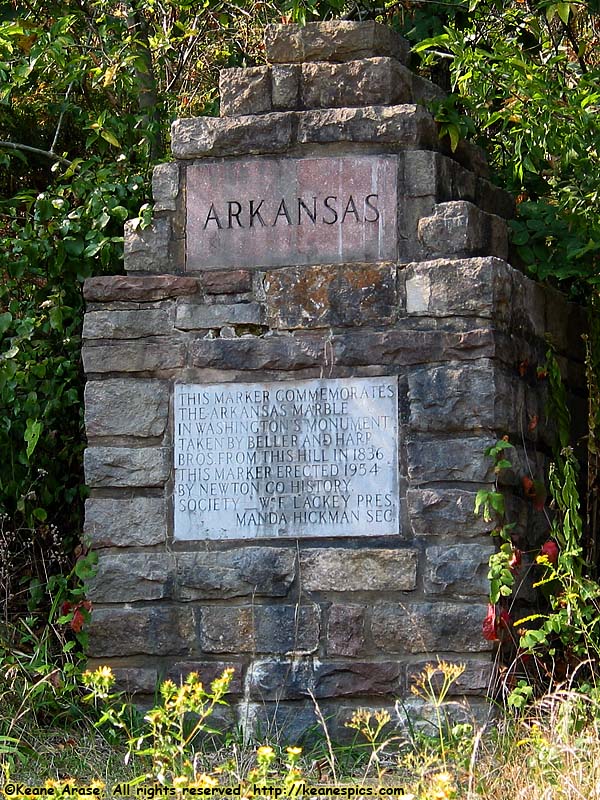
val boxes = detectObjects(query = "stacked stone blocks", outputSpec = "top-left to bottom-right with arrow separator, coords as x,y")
82,21 -> 584,737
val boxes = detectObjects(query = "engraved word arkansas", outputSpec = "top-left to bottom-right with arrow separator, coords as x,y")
201,193 -> 380,230
173,377 -> 399,540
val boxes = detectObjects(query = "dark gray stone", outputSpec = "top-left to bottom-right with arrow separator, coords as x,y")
87,607 -> 195,657
406,488 -> 494,538
424,544 -> 494,597
82,339 -> 186,373
86,552 -> 174,603
84,497 -> 166,547
263,263 -> 397,329
300,548 -> 417,592
219,66 -> 272,117
84,379 -> 169,438
190,333 -> 324,370
167,661 -> 244,695
406,436 -> 496,484
124,218 -> 171,272
112,667 -> 159,695
84,446 -> 170,487
175,302 -> 264,330
264,21 -> 410,64
199,605 -> 320,654
406,659 -> 496,697
408,361 -> 497,432
371,602 -> 493,653
327,605 -> 365,656
176,548 -> 295,600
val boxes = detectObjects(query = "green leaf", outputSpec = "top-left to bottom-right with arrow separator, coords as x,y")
100,129 -> 120,147
0,312 -> 12,335
24,418 -> 42,459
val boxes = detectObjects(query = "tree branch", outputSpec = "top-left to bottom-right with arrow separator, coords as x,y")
0,141 -> 72,166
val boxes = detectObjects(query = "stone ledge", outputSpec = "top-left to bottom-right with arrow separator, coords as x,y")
84,275 -> 198,303
264,21 -> 410,65
171,105 -> 438,159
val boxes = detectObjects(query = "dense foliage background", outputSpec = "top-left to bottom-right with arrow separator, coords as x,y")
1,0 -> 598,623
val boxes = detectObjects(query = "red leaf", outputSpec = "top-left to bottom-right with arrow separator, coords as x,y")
518,359 -> 529,377
528,414 -> 539,432
482,604 -> 499,641
540,540 -> 559,564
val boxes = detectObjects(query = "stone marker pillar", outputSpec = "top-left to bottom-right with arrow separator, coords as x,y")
82,21 -> 585,738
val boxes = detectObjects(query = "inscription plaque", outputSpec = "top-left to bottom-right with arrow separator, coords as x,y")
186,156 -> 398,270
174,377 -> 399,540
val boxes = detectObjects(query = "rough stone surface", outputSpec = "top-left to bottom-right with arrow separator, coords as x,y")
87,607 -> 194,657
220,66 -> 272,117
83,274 -> 198,302
83,309 -> 172,340
295,105 -> 438,150
407,436 -> 495,484
327,605 -> 366,656
172,114 -> 293,159
199,605 -> 320,654
172,106 -> 437,159
272,65 -> 300,109
124,218 -> 171,272
190,334 -> 324,370
84,446 -> 170,487
424,544 -> 494,597
201,270 -> 252,294
84,379 -> 169,438
86,553 -> 174,603
111,668 -> 159,695
176,548 -> 295,600
418,202 -> 508,260
403,257 -> 511,321
263,263 -> 396,329
300,59 -> 413,109
264,21 -> 410,64
153,162 -> 180,211
176,302 -> 264,330
82,339 -> 186,373
247,658 -> 401,700
408,361 -> 497,432
406,489 -> 493,538
301,548 -> 417,592
84,497 -> 166,547
371,602 -> 493,654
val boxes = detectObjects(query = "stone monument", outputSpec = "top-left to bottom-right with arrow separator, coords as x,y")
82,21 -> 584,738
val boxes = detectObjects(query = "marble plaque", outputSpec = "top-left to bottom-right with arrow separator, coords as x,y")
174,377 -> 399,540
186,156 -> 398,269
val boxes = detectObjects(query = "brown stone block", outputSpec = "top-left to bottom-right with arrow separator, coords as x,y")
371,602 -> 493,654
327,605 -> 366,656
87,607 -> 194,658
300,59 -> 412,109
264,21 -> 410,64
331,328 -> 495,366
300,548 -> 417,592
83,275 -> 198,303
200,269 -> 252,294
82,339 -> 186,373
190,333 -> 324,370
263,263 -> 397,329
199,604 -> 320,654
